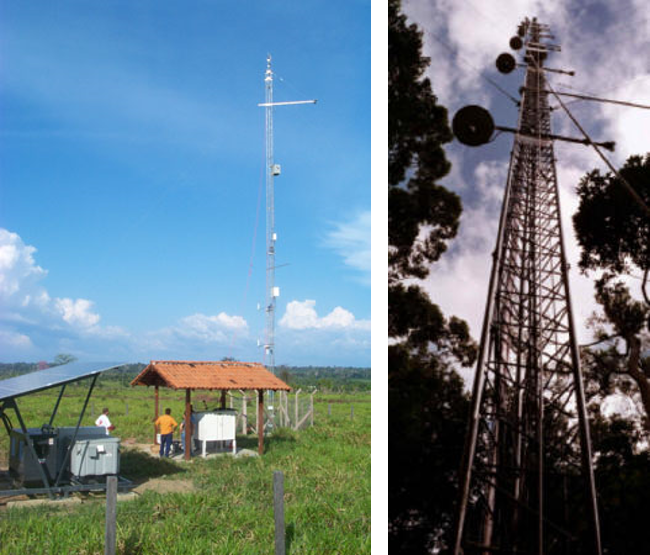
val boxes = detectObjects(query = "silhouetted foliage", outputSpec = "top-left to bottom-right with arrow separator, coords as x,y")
389,1 -> 476,551
588,413 -> 650,554
573,154 -> 649,290
389,0 -> 460,281
574,154 -> 650,553
574,154 -> 650,430
389,345 -> 469,552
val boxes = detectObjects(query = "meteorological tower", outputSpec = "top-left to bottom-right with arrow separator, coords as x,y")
258,55 -> 316,375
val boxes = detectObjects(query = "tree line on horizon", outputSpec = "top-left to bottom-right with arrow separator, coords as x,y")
0,360 -> 371,392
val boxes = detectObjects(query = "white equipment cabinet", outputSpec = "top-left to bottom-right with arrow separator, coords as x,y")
195,409 -> 237,456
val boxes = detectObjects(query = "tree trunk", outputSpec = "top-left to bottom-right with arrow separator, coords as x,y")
627,336 -> 650,430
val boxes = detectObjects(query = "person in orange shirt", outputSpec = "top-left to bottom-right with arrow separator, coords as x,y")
155,408 -> 178,458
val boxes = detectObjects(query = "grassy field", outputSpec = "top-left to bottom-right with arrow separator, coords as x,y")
0,382 -> 370,554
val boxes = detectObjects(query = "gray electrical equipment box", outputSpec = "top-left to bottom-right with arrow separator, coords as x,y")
56,426 -> 120,478
9,428 -> 59,486
9,426 -> 120,484
272,164 -> 281,176
70,436 -> 120,477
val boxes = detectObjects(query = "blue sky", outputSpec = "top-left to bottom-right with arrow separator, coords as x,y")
403,0 -> 649,383
0,1 -> 370,366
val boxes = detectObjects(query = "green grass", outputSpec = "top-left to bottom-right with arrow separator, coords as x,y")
0,383 -> 370,554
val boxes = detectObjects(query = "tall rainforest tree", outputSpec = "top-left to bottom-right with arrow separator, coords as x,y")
573,154 -> 650,430
389,0 -> 477,551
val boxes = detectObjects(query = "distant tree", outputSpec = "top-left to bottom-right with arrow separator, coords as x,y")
389,0 -> 459,282
573,154 -> 650,430
52,353 -> 77,366
389,345 -> 470,552
389,0 -> 477,551
588,411 -> 650,554
317,378 -> 334,392
388,0 -> 474,356
221,356 -> 236,362
573,153 -> 649,299
0,363 -> 37,378
278,369 -> 292,386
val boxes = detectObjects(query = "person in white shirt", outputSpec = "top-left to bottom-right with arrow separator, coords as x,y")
95,407 -> 114,435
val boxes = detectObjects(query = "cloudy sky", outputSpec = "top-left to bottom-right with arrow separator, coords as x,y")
0,1 -> 370,366
402,0 -> 649,382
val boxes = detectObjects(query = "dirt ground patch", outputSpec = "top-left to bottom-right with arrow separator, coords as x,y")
133,477 -> 195,495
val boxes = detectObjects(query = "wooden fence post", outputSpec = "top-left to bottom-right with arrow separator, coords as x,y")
241,394 -> 248,435
274,470 -> 285,555
258,390 -> 264,456
351,405 -> 354,420
105,475 -> 117,555
328,403 -> 331,417
294,389 -> 301,431
125,402 -> 128,416
154,385 -> 159,445
310,393 -> 314,427
280,391 -> 285,428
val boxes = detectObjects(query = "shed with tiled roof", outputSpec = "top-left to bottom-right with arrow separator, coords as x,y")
131,360 -> 290,459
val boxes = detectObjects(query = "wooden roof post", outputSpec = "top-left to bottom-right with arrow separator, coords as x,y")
154,385 -> 159,445
185,389 -> 192,461
258,389 -> 264,456
220,390 -> 226,409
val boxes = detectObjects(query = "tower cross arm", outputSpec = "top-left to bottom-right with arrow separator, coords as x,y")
258,100 -> 317,107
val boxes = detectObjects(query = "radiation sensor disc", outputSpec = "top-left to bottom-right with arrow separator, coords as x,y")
510,36 -> 523,50
496,53 -> 517,74
452,105 -> 495,147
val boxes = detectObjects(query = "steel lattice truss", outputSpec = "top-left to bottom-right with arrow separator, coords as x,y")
453,19 -> 601,555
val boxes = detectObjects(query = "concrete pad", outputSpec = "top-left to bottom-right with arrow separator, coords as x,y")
7,496 -> 83,509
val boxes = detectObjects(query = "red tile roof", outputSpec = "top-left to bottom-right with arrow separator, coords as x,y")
131,360 -> 290,391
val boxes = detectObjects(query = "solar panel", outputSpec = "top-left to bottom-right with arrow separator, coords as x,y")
0,362 -> 126,402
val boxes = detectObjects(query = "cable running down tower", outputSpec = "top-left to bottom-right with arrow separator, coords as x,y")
451,18 -> 602,555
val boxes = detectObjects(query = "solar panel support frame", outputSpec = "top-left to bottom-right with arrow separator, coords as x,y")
54,374 -> 98,488
0,362 -> 128,500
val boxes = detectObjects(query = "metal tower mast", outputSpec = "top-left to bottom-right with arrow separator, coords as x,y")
452,19 -> 602,555
258,55 -> 315,374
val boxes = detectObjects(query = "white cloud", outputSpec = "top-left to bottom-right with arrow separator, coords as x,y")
601,75 -> 650,158
404,0 -> 573,113
323,210 -> 371,284
0,228 -> 367,365
0,228 -> 130,355
279,299 -> 370,330
177,312 -> 248,341
275,299 -> 370,366
423,161 -> 504,340
0,229 -> 48,305
138,312 -> 250,358
0,329 -> 33,350
55,298 -> 101,328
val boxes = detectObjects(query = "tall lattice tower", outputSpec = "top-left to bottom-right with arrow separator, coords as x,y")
258,56 -> 316,374
451,18 -> 602,555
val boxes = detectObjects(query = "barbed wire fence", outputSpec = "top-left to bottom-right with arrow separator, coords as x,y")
225,389 -> 316,435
